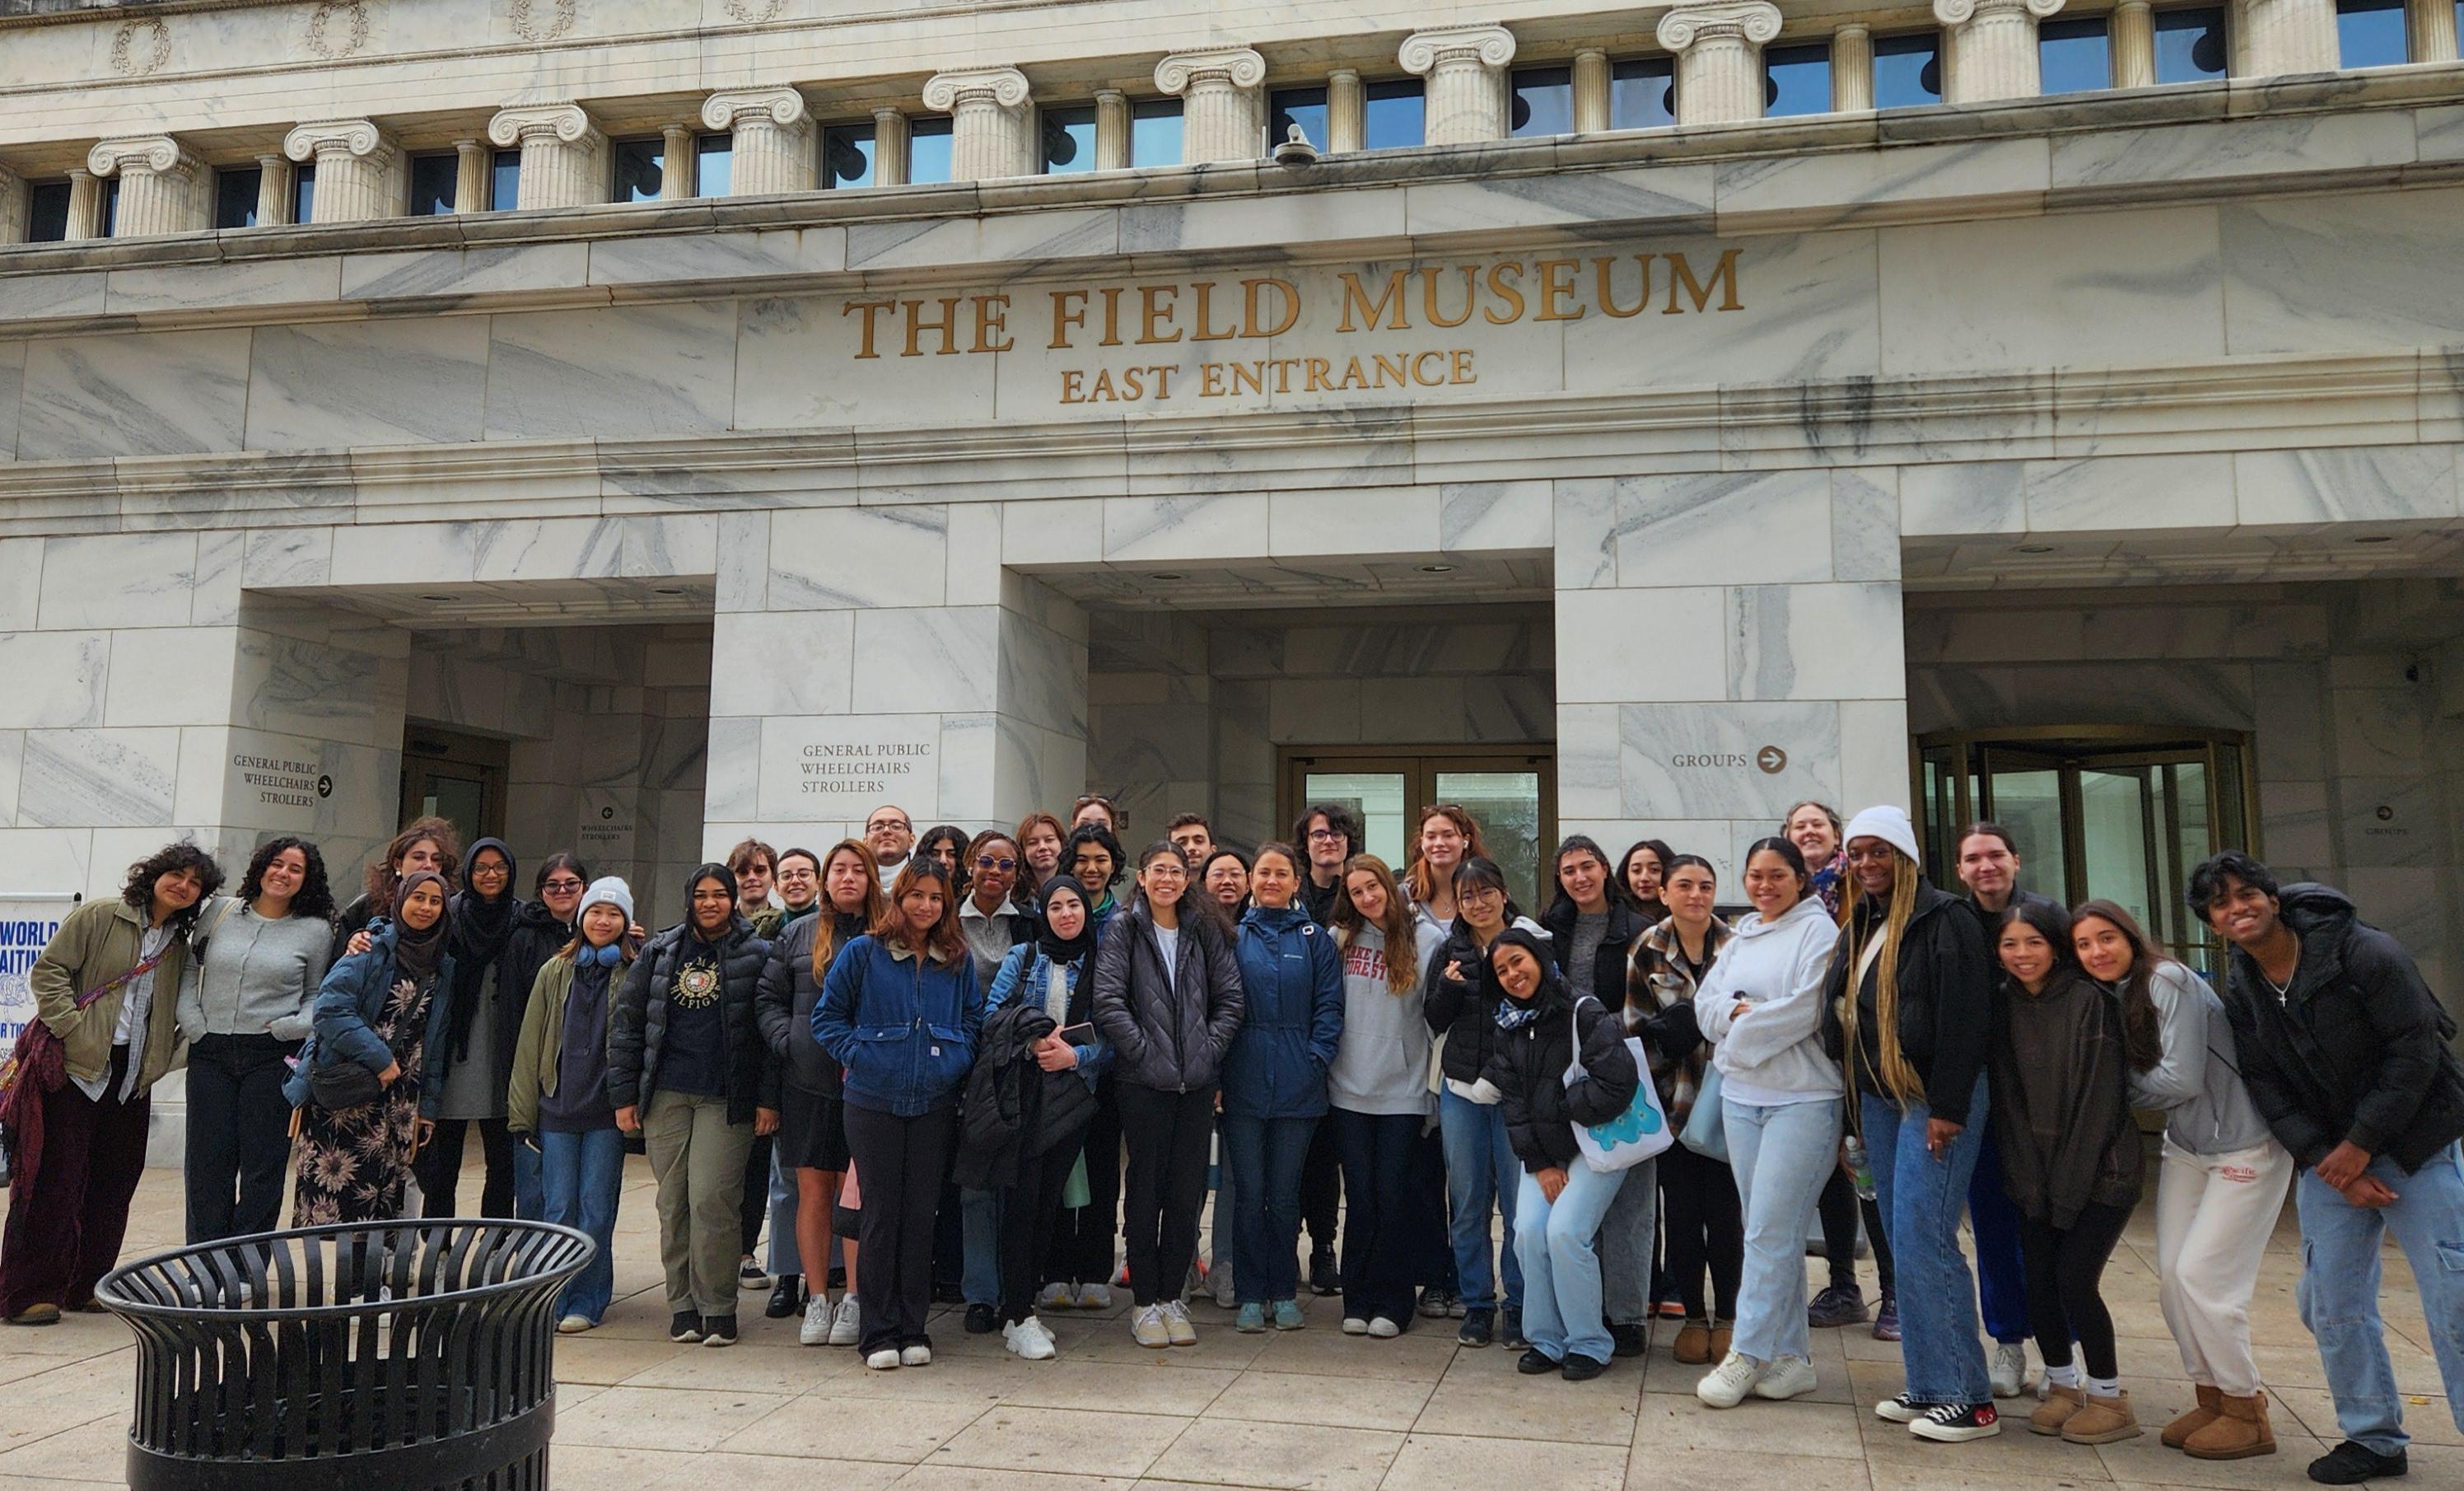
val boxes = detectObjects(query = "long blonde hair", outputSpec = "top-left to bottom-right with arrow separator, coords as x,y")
1836,850 -> 1925,1105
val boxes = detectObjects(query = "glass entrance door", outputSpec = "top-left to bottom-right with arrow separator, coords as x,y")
399,726 -> 510,853
1916,729 -> 2253,974
1279,749 -> 1556,910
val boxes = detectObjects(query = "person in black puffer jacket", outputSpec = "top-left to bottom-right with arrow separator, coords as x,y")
607,862 -> 773,1348
1480,928 -> 1637,1381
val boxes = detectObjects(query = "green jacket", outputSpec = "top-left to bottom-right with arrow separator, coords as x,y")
506,950 -> 634,1135
30,898 -> 194,1096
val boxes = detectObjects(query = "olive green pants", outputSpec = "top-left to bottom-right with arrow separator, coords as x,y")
642,1091 -> 754,1318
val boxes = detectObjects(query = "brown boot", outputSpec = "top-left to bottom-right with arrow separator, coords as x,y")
1708,1320 -> 1734,1360
2163,1384 -> 2223,1449
2030,1384 -> 2086,1436
2062,1390 -> 2144,1445
1673,1318 -> 1712,1365
2182,1391 -> 2276,1461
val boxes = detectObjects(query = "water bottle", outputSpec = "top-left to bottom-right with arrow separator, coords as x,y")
1846,1135 -> 1877,1201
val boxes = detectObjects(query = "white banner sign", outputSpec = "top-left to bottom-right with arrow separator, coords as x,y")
0,895 -> 78,1068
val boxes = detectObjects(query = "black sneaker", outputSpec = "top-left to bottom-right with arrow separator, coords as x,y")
670,1311 -> 703,1344
1561,1353 -> 1608,1382
932,1281 -> 966,1305
1873,1392 -> 1929,1423
1457,1308 -> 1494,1348
700,1315 -> 738,1348
1501,1308 -> 1528,1350
1908,1401 -> 2000,1442
1807,1283 -> 1868,1329
964,1302 -> 1001,1335
1308,1250 -> 1340,1297
1416,1286 -> 1454,1320
1516,1348 -> 1557,1375
2309,1442 -> 2408,1485
1608,1321 -> 1648,1358
765,1276 -> 804,1320
738,1256 -> 769,1288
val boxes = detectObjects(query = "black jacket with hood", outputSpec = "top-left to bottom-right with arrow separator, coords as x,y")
2222,882 -> 2464,1175
1091,897 -> 1246,1093
1422,910 -> 1549,1087
1481,960 -> 1640,1172
1819,876 -> 1996,1125
1540,896 -> 1653,1007
754,909 -> 864,1104
607,876 -> 772,1125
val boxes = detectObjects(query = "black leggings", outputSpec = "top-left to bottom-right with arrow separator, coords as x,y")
414,1116 -> 516,1218
2019,1200 -> 2132,1380
1818,1166 -> 1894,1298
1659,1139 -> 1743,1320
1045,1080 -> 1121,1286
1301,1119 -> 1342,1258
1001,1137 -> 1083,1325
1118,1082 -> 1218,1306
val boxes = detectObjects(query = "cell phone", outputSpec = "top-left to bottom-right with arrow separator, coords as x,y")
1052,1022 -> 1094,1040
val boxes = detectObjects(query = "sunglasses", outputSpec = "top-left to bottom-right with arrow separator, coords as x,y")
975,856 -> 1017,872
541,878 -> 586,894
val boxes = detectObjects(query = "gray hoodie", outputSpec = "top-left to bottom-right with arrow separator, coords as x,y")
1330,919 -> 1448,1116
2121,960 -> 2276,1157
1693,893 -> 1844,1105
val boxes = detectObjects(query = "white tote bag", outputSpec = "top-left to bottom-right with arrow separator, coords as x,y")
1563,997 -> 1673,1173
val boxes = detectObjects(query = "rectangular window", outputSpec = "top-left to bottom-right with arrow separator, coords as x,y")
2334,0 -> 2409,67
1874,31 -> 1944,107
1270,86 -> 1329,152
1363,78 -> 1426,149
1040,104 -> 1098,175
1763,42 -> 1833,117
610,137 -> 664,202
406,152 -> 458,216
1130,98 -> 1183,167
2154,7 -> 2230,82
1610,57 -> 1676,129
27,179 -> 72,241
213,166 -> 262,229
292,161 -> 316,224
489,149 -> 520,210
909,117 -> 954,185
100,176 -> 119,236
2039,16 -> 2114,94
695,133 -> 731,196
820,124 -> 875,189
1510,66 -> 1574,137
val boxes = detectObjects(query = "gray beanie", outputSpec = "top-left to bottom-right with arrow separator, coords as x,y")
579,876 -> 634,927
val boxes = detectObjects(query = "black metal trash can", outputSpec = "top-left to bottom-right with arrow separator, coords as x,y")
96,1220 -> 593,1491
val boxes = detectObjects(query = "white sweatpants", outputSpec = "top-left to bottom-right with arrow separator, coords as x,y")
2154,1136 -> 2294,1395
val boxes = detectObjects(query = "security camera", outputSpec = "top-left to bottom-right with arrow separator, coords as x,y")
1272,124 -> 1318,166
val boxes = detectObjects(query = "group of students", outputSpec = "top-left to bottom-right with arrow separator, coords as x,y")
3,796 -> 2460,1484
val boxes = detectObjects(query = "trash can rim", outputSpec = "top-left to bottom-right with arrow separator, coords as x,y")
93,1218 -> 595,1323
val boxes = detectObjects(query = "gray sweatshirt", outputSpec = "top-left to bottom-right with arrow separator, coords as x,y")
1329,920 -> 1448,1116
2122,960 -> 2276,1157
175,897 -> 334,1043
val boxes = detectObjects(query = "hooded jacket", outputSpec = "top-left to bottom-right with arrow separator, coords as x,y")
754,910 -> 864,1102
1991,965 -> 2144,1227
954,1003 -> 1096,1190
1818,877 -> 1995,1125
281,918 -> 458,1112
1223,903 -> 1344,1119
1626,914 -> 1731,1123
1422,912 -> 1550,1091
606,910 -> 772,1125
812,932 -> 982,1119
2118,959 -> 2275,1157
2221,882 -> 2464,1174
1693,893 -> 1844,1104
1329,919 -> 1449,1115
1092,899 -> 1246,1094
1482,967 -> 1640,1172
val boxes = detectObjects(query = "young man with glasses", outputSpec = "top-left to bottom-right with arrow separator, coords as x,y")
865,806 -> 916,888
1292,803 -> 1360,928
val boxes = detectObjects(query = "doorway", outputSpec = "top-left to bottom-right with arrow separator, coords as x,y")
1279,747 -> 1556,911
399,724 -> 510,854
1915,727 -> 2256,973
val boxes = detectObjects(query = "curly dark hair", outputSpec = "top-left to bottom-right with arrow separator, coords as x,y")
236,835 -> 337,923
120,841 -> 226,929
1062,822 -> 1126,891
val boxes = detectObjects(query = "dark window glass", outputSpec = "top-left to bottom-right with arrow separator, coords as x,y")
611,138 -> 664,202
407,152 -> 458,216
489,150 -> 520,210
1610,57 -> 1676,129
293,161 -> 316,224
214,166 -> 262,229
1041,105 -> 1097,175
909,117 -> 954,185
1874,31 -> 1944,107
2335,0 -> 2409,67
1131,99 -> 1183,166
2154,7 -> 2229,82
100,176 -> 119,236
821,124 -> 876,188
2039,16 -> 2113,93
1763,42 -> 1832,116
696,134 -> 731,197
1363,78 -> 1426,149
1270,86 -> 1329,152
1510,67 -> 1574,137
27,180 -> 72,241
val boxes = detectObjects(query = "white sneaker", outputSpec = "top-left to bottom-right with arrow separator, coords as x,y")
1004,1317 -> 1057,1360
828,1296 -> 861,1347
1132,1303 -> 1171,1348
1342,1316 -> 1370,1335
556,1314 -> 593,1334
799,1295 -> 833,1347
1367,1316 -> 1402,1339
1696,1351 -> 1765,1409
1211,1263 -> 1236,1310
1753,1355 -> 1818,1400
1990,1342 -> 2029,1400
865,1347 -> 899,1370
1160,1299 -> 1197,1346
900,1344 -> 932,1367
1038,1281 -> 1074,1311
1079,1283 -> 1112,1309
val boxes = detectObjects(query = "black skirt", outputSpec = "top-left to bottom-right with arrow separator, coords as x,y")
778,1083 -> 851,1172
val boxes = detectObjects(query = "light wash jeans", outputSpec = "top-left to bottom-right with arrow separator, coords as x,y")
766,1152 -> 800,1278
1598,1154 -> 1658,1325
1724,1095 -> 1841,1365
1864,1080 -> 1990,1405
962,1185 -> 1003,1307
511,1142 -> 544,1222
2295,1140 -> 2464,1455
1514,1161 -> 1626,1364
1439,1087 -> 1523,1314
539,1127 -> 626,1324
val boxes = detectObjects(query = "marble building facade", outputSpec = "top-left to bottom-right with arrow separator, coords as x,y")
0,0 -> 2461,1026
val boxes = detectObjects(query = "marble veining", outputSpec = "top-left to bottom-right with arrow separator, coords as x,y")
246,319 -> 492,451
2234,446 -> 2461,527
767,504 -> 951,610
16,330 -> 252,460
484,301 -> 737,440
17,728 -> 178,828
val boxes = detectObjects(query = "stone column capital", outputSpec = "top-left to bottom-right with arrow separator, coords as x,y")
1933,0 -> 2065,24
1154,45 -> 1267,95
87,133 -> 203,180
1398,23 -> 1518,74
1656,2 -> 1784,51
701,86 -> 810,133
284,118 -> 395,165
487,101 -> 604,150
921,65 -> 1031,113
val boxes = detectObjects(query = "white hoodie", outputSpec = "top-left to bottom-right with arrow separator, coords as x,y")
1692,893 -> 1844,1105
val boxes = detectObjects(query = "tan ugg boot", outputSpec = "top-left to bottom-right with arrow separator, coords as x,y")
2062,1389 -> 2144,1445
2183,1391 -> 2277,1460
2163,1384 -> 2223,1449
1673,1319 -> 1712,1365
1708,1320 -> 1734,1360
2030,1384 -> 2086,1436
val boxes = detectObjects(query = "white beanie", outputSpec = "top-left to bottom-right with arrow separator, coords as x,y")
579,876 -> 634,927
1841,805 -> 1922,869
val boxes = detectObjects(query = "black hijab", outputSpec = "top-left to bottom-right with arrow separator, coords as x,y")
1034,879 -> 1094,967
390,871 -> 452,983
446,838 -> 521,1061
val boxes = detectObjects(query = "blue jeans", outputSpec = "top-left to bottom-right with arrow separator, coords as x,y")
767,1152 -> 800,1278
1438,1088 -> 1523,1314
1514,1161 -> 1626,1364
2295,1141 -> 2464,1455
961,1186 -> 1002,1307
1864,1082 -> 1990,1405
1221,1113 -> 1317,1304
1725,1096 -> 1841,1365
539,1127 -> 626,1325
1598,1154 -> 1658,1325
511,1142 -> 544,1223
1966,1113 -> 2032,1344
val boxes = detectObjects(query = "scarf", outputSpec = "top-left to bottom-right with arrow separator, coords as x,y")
779,899 -> 819,928
1034,881 -> 1094,966
1491,925 -> 1557,1031
391,871 -> 451,982
1496,997 -> 1543,1031
446,838 -> 520,1061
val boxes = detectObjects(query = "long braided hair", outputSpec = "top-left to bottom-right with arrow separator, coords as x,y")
1836,849 -> 1925,1105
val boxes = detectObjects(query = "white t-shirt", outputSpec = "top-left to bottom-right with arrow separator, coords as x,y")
1152,925 -> 1180,990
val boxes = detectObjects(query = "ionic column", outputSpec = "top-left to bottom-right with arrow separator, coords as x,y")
487,103 -> 609,210
1328,68 -> 1366,152
1934,0 -> 2067,103
873,108 -> 912,185
88,135 -> 208,237
2410,0 -> 2460,63
255,152 -> 295,225
1833,23 -> 1876,109
660,124 -> 697,199
920,66 -> 1033,182
64,169 -> 101,240
2232,0 -> 2340,75
1572,49 -> 1612,132
2109,1 -> 2158,85
1656,2 -> 1785,125
282,119 -> 403,223
1155,46 -> 1266,162
1400,25 -> 1519,144
0,166 -> 25,245
702,87 -> 812,194
453,138 -> 488,211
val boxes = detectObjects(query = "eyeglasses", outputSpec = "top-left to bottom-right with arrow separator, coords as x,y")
777,867 -> 817,881
1305,827 -> 1346,842
1145,863 -> 1187,879
868,817 -> 912,833
542,878 -> 585,894
975,856 -> 1017,872
1073,795 -> 1117,811
1460,885 -> 1505,904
